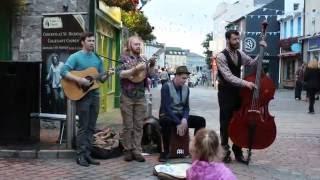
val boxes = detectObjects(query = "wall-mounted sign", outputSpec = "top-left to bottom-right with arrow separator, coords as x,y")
244,37 -> 257,53
291,43 -> 302,52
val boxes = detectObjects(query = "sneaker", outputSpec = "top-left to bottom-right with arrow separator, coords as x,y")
132,152 -> 145,162
123,150 -> 133,162
76,156 -> 90,167
308,111 -> 315,114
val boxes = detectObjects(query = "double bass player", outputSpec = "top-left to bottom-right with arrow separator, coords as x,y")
217,29 -> 267,164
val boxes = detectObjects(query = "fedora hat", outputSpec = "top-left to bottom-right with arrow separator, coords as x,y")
175,66 -> 191,75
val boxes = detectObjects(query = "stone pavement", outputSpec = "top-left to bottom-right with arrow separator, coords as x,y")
0,87 -> 320,180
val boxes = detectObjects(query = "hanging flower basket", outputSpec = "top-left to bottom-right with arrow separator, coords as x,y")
102,0 -> 137,11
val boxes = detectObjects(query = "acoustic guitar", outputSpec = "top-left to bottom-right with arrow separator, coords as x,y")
61,67 -> 114,100
125,48 -> 165,83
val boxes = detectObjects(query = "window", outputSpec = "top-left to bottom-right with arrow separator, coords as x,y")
284,22 -> 287,38
293,3 -> 299,11
297,17 -> 302,36
290,19 -> 293,37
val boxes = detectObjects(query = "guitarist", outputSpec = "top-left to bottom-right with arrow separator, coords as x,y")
119,35 -> 155,162
60,32 -> 108,167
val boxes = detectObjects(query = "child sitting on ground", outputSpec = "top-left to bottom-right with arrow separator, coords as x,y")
187,128 -> 237,180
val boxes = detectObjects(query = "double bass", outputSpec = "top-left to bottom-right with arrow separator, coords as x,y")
228,20 -> 276,165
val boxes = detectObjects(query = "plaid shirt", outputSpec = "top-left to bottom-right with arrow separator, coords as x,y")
119,54 -> 148,99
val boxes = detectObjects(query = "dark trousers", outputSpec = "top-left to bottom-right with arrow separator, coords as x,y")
295,81 -> 303,99
76,92 -> 100,157
218,86 -> 242,155
159,115 -> 206,154
307,89 -> 317,112
161,79 -> 168,85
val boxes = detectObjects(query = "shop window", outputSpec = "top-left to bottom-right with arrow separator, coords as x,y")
285,60 -> 295,80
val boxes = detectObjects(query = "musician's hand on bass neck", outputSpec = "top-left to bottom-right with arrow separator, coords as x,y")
259,40 -> 267,48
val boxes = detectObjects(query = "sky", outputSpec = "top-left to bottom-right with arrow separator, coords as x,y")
142,0 -> 237,56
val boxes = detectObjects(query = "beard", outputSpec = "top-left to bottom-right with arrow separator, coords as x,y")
229,42 -> 240,50
132,48 -> 141,55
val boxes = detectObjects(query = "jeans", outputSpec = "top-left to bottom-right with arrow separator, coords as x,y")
76,92 -> 100,157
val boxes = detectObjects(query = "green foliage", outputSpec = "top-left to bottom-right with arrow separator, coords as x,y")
202,33 -> 213,69
121,11 -> 155,41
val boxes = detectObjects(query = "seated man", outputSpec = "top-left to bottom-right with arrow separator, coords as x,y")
158,66 -> 206,162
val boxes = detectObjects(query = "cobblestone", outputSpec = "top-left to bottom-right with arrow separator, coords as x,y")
0,88 -> 319,179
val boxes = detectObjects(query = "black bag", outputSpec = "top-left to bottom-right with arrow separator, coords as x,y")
142,117 -> 162,153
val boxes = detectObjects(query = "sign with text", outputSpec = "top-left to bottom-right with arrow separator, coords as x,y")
41,14 -> 85,114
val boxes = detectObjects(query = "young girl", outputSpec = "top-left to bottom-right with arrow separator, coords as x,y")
187,128 -> 237,180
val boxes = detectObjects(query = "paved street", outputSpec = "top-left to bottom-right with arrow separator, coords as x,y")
0,86 -> 320,180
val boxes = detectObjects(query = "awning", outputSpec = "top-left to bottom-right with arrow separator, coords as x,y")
278,52 -> 301,57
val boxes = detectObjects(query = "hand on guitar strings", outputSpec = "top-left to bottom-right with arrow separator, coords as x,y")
77,77 -> 91,87
132,63 -> 146,74
177,118 -> 188,136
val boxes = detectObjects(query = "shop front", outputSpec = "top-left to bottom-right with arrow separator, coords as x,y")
279,37 -> 302,88
92,0 -> 122,112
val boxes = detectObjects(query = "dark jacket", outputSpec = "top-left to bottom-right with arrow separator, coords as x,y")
304,68 -> 320,91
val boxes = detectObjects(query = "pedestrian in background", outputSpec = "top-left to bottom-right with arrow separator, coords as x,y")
159,67 -> 169,85
295,63 -> 306,100
303,60 -> 320,114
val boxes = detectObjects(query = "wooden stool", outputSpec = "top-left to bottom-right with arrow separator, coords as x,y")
169,128 -> 190,158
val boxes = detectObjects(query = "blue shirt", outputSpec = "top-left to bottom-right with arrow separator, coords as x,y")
159,82 -> 190,124
60,50 -> 104,94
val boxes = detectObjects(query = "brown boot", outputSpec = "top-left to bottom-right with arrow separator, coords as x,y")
132,151 -> 145,162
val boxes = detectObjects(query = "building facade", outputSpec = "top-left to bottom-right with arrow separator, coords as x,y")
186,52 -> 207,74
164,47 -> 188,73
278,0 -> 304,88
300,0 -> 320,64
143,41 -> 165,69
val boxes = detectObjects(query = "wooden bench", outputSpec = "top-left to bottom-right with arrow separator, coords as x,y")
30,113 -> 79,144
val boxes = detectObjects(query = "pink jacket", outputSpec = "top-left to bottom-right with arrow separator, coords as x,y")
187,160 -> 237,180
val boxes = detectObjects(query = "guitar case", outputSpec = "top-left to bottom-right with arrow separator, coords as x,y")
153,163 -> 191,180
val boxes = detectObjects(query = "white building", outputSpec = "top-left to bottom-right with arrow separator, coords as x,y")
186,52 -> 207,74
165,47 -> 189,72
277,0 -> 304,88
143,42 -> 165,69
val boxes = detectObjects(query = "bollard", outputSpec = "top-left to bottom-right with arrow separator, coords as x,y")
66,99 -> 76,149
